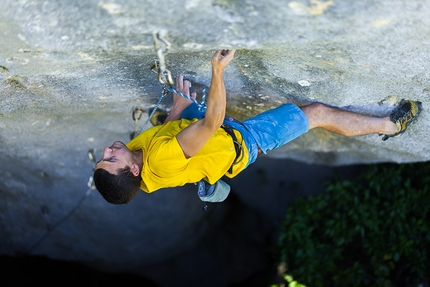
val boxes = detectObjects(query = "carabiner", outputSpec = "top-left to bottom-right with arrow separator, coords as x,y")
132,107 -> 144,121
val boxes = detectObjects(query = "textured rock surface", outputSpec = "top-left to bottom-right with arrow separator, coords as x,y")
0,0 -> 429,286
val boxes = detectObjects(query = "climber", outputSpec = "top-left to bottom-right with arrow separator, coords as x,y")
93,49 -> 422,205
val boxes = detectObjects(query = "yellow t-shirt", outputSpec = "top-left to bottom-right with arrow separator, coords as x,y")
126,118 -> 249,193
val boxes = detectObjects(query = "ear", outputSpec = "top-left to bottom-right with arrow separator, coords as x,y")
130,163 -> 140,176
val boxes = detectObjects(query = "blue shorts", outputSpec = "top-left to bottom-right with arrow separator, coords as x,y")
180,103 -> 309,167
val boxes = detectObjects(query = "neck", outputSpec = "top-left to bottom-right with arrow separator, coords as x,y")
132,149 -> 143,169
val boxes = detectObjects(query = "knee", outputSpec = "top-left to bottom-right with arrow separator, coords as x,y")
306,102 -> 327,112
300,102 -> 328,128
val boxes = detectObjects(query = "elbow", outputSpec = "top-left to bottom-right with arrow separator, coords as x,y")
204,113 -> 225,130
214,114 -> 225,128
214,111 -> 226,128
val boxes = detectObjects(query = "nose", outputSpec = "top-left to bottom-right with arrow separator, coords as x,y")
102,146 -> 112,159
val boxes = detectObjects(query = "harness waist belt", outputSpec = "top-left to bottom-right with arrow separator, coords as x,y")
221,123 -> 243,174
224,116 -> 263,157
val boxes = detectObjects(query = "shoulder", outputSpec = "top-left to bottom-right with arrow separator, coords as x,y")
126,125 -> 162,150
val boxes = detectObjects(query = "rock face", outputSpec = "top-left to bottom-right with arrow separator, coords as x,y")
0,0 -> 428,286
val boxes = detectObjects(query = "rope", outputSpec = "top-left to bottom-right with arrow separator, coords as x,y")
25,150 -> 97,254
134,89 -> 168,135
26,188 -> 93,254
133,31 -> 208,136
164,85 -> 207,113
134,85 -> 208,136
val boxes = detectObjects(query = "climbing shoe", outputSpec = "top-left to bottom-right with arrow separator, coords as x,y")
381,99 -> 422,141
148,108 -> 168,126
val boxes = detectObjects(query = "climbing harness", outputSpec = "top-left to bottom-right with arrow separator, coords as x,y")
221,123 -> 244,174
196,124 -> 243,211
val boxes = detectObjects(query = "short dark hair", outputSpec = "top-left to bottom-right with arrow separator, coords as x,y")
93,166 -> 141,204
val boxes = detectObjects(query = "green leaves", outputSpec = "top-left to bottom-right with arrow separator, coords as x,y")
274,162 -> 430,287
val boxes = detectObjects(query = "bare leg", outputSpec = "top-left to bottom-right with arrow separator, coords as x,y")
301,103 -> 398,137
164,75 -> 197,123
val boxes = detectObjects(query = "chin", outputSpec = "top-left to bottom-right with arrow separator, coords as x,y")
112,141 -> 126,148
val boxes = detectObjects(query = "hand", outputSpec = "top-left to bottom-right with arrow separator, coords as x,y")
163,75 -> 197,123
175,75 -> 192,96
211,49 -> 236,72
174,75 -> 197,103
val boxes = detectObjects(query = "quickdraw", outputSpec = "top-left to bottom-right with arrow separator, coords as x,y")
96,31 -> 231,211
130,31 -> 173,138
131,107 -> 144,139
131,30 -> 208,138
87,148 -> 97,190
151,30 -> 174,86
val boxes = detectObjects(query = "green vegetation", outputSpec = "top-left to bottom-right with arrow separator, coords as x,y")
274,163 -> 430,287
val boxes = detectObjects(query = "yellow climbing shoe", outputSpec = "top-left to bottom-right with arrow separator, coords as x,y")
382,99 -> 423,141
149,108 -> 168,126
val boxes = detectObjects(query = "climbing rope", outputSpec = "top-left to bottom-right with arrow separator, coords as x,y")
164,85 -> 207,113
26,149 -> 97,254
129,32 -> 228,211
131,88 -> 168,136
132,86 -> 207,136
132,30 -> 208,137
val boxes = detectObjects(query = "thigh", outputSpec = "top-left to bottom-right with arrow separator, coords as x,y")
243,104 -> 309,153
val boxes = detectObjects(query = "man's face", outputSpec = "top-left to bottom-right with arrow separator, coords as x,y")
95,141 -> 133,174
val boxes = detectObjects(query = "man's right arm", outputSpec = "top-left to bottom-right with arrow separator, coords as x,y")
175,49 -> 236,158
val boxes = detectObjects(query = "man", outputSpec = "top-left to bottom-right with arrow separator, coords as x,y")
94,49 -> 422,204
